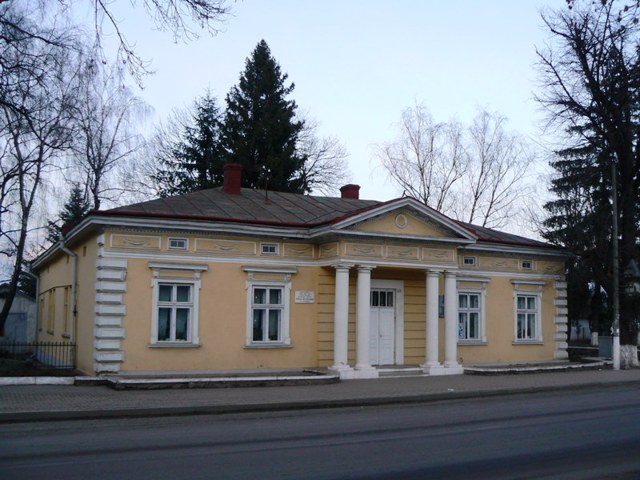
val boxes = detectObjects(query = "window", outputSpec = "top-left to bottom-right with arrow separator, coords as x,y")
47,290 -> 55,334
155,283 -> 192,342
515,294 -> 540,341
243,266 -> 294,347
251,286 -> 284,342
261,243 -> 279,255
458,293 -> 481,340
521,260 -> 533,270
168,238 -> 188,250
371,290 -> 394,307
156,283 -> 194,342
463,256 -> 476,266
63,287 -> 71,337
149,262 -> 207,346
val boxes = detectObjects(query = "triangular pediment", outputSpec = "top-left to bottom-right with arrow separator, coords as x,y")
353,209 -> 456,237
329,198 -> 476,242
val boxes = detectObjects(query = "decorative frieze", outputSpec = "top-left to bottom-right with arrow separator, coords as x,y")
479,257 -> 519,270
346,243 -> 384,258
195,238 -> 256,255
386,245 -> 419,260
284,243 -> 314,258
421,248 -> 454,263
110,234 -> 161,250
319,243 -> 338,258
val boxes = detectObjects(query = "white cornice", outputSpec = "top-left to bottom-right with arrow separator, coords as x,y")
460,242 -> 567,257
316,229 -> 474,245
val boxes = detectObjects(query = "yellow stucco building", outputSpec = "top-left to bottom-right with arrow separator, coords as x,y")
33,164 -> 568,378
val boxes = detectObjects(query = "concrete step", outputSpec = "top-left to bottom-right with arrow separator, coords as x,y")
377,367 -> 424,378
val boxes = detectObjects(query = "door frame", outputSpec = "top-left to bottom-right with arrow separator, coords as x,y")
371,279 -> 404,365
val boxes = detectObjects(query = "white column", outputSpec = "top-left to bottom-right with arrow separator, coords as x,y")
422,270 -> 444,374
444,271 -> 463,374
331,265 -> 353,378
355,265 -> 377,378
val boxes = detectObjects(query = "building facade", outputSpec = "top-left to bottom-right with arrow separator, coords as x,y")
33,164 -> 568,378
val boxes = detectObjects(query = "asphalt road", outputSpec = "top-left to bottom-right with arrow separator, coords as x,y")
1,385 -> 640,480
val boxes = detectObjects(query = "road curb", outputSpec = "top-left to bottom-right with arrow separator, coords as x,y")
1,379 -> 638,424
0,377 -> 76,386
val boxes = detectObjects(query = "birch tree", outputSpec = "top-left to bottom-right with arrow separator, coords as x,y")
377,104 -> 534,229
69,61 -> 148,210
0,10 -> 81,333
376,103 -> 467,213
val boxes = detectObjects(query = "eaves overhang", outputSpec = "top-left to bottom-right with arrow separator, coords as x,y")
460,241 -> 570,258
309,228 -> 476,246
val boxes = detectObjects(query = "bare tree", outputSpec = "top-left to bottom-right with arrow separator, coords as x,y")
68,61 -> 149,210
0,9 -> 81,333
296,115 -> 351,195
376,103 -> 467,212
0,0 -> 232,85
377,104 -> 535,231
462,109 -> 533,229
92,0 -> 231,83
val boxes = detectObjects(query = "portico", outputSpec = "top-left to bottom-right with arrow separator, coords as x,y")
329,264 -> 464,379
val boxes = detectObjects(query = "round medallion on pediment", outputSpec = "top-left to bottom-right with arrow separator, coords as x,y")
395,214 -> 408,229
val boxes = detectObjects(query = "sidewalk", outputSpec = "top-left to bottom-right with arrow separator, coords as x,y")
1,369 -> 640,423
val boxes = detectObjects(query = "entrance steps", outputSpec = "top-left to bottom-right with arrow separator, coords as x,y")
377,366 -> 425,378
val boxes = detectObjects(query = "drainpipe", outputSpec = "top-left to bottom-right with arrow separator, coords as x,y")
60,238 -> 78,345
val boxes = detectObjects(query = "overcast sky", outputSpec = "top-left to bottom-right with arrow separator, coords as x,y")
101,0 -> 566,204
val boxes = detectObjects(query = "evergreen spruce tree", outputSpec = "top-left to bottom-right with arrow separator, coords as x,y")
152,93 -> 224,196
221,40 -> 307,193
543,143 -> 613,335
46,183 -> 92,243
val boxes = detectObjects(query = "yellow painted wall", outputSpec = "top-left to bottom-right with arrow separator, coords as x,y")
457,276 -> 556,364
119,259 -> 321,372
35,236 -> 98,373
316,264 -> 563,368
75,237 -> 98,374
35,224 -> 565,374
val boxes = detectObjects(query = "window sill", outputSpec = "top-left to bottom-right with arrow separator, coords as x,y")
245,343 -> 293,349
458,340 -> 487,346
512,340 -> 544,345
148,342 -> 201,348
62,333 -> 70,339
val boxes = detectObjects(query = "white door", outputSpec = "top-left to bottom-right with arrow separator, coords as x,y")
370,289 -> 395,365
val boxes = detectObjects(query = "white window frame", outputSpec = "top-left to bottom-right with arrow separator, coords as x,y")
154,282 -> 195,342
457,290 -> 487,344
463,256 -> 477,267
245,275 -> 291,348
260,242 -> 279,256
149,263 -> 207,347
168,237 -> 188,251
457,291 -> 484,342
511,280 -> 545,344
456,277 -> 489,345
521,259 -> 534,270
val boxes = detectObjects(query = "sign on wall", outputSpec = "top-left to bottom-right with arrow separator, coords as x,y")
294,291 -> 315,304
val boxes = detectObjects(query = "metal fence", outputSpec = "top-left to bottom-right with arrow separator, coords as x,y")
0,341 -> 76,369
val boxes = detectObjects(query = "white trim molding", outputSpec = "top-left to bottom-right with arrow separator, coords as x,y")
244,274 -> 293,348
94,248 -> 128,374
148,262 -> 208,347
511,278 -> 545,342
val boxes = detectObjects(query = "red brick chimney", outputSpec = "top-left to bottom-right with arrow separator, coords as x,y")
223,163 -> 243,194
340,184 -> 360,199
